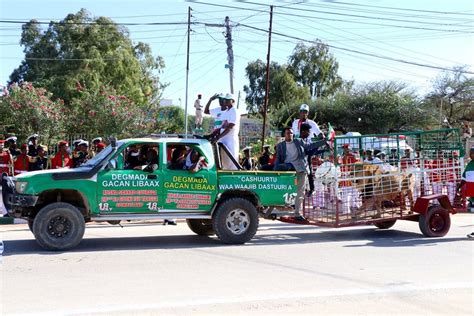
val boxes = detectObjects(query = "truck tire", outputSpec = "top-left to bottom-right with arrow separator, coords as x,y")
27,218 -> 34,233
419,206 -> 450,237
32,202 -> 85,251
212,198 -> 259,244
186,219 -> 215,236
373,220 -> 396,229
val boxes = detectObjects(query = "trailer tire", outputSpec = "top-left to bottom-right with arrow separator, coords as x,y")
32,202 -> 85,251
373,220 -> 396,229
212,198 -> 258,244
187,219 -> 215,236
419,206 -> 450,237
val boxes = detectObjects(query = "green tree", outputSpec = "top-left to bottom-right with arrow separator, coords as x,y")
10,9 -> 165,106
423,67 -> 474,127
155,106 -> 185,134
243,59 -> 309,115
319,81 -> 429,134
65,85 -> 150,139
0,82 -> 67,144
287,41 -> 343,98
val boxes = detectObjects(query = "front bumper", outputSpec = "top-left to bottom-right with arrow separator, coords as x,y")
2,173 -> 38,216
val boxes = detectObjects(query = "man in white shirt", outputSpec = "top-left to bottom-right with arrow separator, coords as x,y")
204,93 -> 226,134
194,94 -> 203,130
291,104 -> 323,139
214,93 -> 240,170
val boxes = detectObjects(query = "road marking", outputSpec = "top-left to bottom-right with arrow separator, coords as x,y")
9,281 -> 473,316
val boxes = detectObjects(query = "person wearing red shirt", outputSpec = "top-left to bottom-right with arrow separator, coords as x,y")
51,141 -> 73,169
13,144 -> 30,175
339,144 -> 360,215
0,140 -> 13,175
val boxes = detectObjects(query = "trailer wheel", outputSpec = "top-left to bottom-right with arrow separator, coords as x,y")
212,198 -> 258,244
373,220 -> 396,229
187,219 -> 215,236
32,202 -> 85,251
419,206 -> 450,237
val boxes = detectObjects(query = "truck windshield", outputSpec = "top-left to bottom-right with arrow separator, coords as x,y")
81,144 -> 117,167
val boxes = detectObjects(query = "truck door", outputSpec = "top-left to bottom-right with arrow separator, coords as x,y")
96,142 -> 162,214
161,141 -> 217,212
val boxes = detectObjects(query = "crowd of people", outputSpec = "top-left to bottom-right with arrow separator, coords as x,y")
0,134 -> 106,176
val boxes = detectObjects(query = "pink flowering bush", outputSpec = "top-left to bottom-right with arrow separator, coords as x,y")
66,84 -> 151,138
0,82 -> 67,143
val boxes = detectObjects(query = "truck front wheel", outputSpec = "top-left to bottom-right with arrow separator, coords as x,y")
187,219 -> 215,236
212,198 -> 258,244
32,202 -> 85,251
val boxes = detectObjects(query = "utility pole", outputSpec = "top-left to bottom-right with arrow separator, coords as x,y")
261,6 -> 273,151
225,16 -> 234,94
184,6 -> 191,138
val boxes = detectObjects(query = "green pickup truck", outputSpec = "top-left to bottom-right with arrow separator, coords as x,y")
2,136 -> 297,250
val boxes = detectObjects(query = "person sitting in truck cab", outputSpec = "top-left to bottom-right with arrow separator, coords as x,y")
184,149 -> 207,173
134,147 -> 158,172
125,144 -> 141,169
169,145 -> 187,170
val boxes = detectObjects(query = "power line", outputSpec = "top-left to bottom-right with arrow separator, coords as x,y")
237,23 -> 474,75
193,2 -> 474,32
0,19 -> 197,26
274,11 -> 460,69
243,1 -> 473,26
324,1 -> 474,16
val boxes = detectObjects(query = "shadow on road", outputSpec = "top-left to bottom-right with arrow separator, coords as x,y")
2,224 -> 469,256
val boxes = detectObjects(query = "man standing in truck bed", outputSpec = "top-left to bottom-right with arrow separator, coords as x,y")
212,93 -> 240,170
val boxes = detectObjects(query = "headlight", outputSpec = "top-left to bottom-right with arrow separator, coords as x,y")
15,181 -> 28,194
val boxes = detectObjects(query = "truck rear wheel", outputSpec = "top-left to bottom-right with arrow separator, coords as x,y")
32,202 -> 85,251
419,206 -> 450,237
186,219 -> 215,236
212,198 -> 258,244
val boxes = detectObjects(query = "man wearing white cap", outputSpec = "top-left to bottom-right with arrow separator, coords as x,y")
5,136 -> 20,158
72,140 -> 90,167
291,104 -> 322,139
91,137 -> 103,156
214,93 -> 240,170
27,133 -> 39,157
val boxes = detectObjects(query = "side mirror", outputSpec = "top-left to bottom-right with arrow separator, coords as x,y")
109,136 -> 117,149
107,159 -> 117,170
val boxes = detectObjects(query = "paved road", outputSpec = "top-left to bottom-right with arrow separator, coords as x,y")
1,214 -> 473,315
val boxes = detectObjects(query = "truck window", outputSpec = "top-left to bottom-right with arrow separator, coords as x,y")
166,143 -> 207,171
123,143 -> 159,170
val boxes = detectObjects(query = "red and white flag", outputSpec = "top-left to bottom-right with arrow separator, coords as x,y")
327,123 -> 336,149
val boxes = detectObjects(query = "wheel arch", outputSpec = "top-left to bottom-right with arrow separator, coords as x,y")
214,190 -> 260,214
32,189 -> 90,219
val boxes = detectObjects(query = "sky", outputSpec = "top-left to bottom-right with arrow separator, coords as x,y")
1,0 -> 473,113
